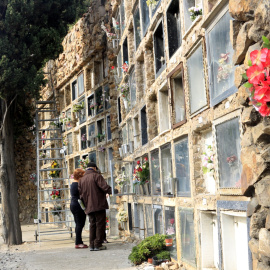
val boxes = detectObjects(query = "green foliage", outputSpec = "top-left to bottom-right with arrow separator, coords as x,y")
248,59 -> 253,67
241,73 -> 248,80
155,251 -> 171,260
262,35 -> 270,49
0,0 -> 90,128
243,82 -> 253,88
128,234 -> 167,265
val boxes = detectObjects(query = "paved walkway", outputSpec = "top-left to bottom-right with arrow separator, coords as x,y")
0,224 -> 136,270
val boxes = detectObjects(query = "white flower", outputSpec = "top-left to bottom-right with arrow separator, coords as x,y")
207,171 -> 214,177
207,163 -> 214,170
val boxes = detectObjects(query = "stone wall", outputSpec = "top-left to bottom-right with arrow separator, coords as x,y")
229,1 -> 270,269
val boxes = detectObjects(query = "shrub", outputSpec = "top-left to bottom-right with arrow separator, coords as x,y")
128,234 -> 167,265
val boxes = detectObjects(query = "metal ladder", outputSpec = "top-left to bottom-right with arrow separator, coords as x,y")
35,79 -> 73,243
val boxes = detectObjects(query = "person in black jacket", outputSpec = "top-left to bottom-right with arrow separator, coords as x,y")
70,168 -> 88,249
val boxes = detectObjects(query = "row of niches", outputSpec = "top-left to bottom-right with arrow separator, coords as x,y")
39,86 -> 111,138
114,2 -> 235,124
39,116 -> 112,167
66,148 -> 114,177
117,114 -> 242,197
56,58 -> 109,112
122,201 -> 249,269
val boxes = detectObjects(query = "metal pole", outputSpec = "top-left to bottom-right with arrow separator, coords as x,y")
110,160 -> 114,196
35,111 -> 41,244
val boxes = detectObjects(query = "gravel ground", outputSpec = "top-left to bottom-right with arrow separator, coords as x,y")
0,225 -> 137,270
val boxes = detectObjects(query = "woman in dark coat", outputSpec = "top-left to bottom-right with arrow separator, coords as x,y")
70,168 -> 88,249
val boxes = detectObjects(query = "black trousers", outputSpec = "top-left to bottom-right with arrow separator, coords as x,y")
88,209 -> 106,248
70,203 -> 86,245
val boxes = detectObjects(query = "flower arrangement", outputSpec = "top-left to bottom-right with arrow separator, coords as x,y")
243,36 -> 270,116
49,160 -> 60,178
115,173 -> 128,187
112,17 -> 120,32
89,103 -> 97,110
98,146 -> 106,152
81,133 -> 87,142
101,21 -> 117,41
118,83 -> 129,100
146,0 -> 158,7
116,207 -> 128,223
133,157 -> 150,185
121,61 -> 129,73
40,151 -> 48,159
62,136 -> 68,146
78,157 -> 90,170
217,53 -> 233,83
72,102 -> 85,113
49,121 -> 61,128
227,155 -> 237,167
188,4 -> 202,21
166,226 -> 175,235
202,145 -> 215,178
29,173 -> 37,184
59,112 -> 71,125
96,133 -> 105,141
106,216 -> 110,231
50,187 -> 61,200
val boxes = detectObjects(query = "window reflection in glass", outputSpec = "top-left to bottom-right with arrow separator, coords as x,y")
180,209 -> 196,264
187,45 -> 207,114
165,207 -> 177,259
161,144 -> 173,196
216,117 -> 241,188
145,204 -> 153,236
134,7 -> 141,50
175,137 -> 190,196
78,72 -> 84,96
151,150 -> 161,195
153,205 -> 163,234
207,10 -> 235,105
183,0 -> 195,31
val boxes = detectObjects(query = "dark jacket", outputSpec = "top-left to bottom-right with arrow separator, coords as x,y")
78,169 -> 112,214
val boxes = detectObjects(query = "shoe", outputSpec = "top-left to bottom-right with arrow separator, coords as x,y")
103,240 -> 109,243
94,245 -> 107,251
75,244 -> 88,249
89,247 -> 94,251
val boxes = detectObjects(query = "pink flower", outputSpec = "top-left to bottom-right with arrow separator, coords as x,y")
258,102 -> 270,116
250,48 -> 269,69
246,65 -> 265,85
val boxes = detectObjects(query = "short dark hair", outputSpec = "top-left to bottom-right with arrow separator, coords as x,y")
87,162 -> 97,168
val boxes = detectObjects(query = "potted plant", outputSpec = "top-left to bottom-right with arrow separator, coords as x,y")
165,235 -> 173,247
128,234 -> 167,265
72,102 -> 85,118
96,133 -> 105,142
133,157 -> 150,186
49,160 -> 60,178
188,4 -> 202,21
118,83 -> 129,109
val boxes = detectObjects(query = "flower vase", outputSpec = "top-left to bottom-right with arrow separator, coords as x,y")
61,124 -> 65,132
123,99 -> 128,109
165,238 -> 173,247
139,185 -> 144,195
143,183 -> 150,196
75,112 -> 79,119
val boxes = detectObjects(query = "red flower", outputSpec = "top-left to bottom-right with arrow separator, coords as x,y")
137,160 -> 141,165
144,157 -> 148,161
138,167 -> 143,172
258,102 -> 270,116
246,65 -> 265,85
250,48 -> 269,69
254,82 -> 270,102
111,66 -> 115,70
55,191 -> 59,196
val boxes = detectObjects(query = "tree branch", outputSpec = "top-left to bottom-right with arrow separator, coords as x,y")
0,94 -> 18,133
